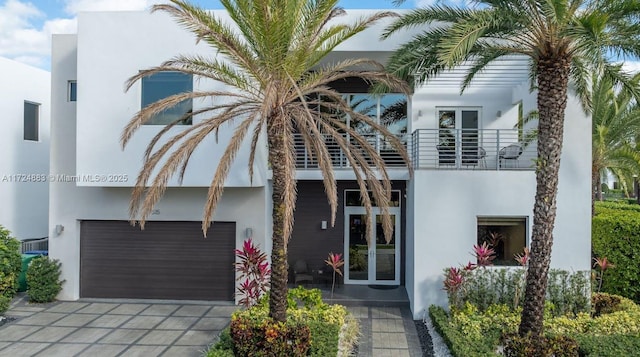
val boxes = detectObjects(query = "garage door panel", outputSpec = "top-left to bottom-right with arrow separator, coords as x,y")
80,220 -> 235,300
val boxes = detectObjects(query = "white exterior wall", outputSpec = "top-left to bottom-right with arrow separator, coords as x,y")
51,35 -> 269,301
407,86 -> 591,318
0,57 -> 50,240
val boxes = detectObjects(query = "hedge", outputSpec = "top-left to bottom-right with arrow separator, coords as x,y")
592,207 -> 640,303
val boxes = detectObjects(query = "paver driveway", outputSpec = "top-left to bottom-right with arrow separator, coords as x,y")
0,296 -> 235,357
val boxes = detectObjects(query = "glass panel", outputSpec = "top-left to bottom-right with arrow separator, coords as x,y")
345,191 -> 401,207
461,110 -> 479,165
380,94 -> 407,165
349,94 -> 377,140
438,110 -> 456,165
375,214 -> 396,281
142,72 -> 193,125
68,81 -> 77,102
348,214 -> 369,281
24,102 -> 39,141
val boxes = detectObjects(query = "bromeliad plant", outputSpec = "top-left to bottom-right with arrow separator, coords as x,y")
324,252 -> 344,299
593,256 -> 614,293
472,242 -> 496,267
235,239 -> 271,308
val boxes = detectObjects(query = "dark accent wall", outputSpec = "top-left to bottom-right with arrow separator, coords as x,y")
288,180 -> 407,284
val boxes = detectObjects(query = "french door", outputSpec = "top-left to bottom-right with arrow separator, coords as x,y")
344,207 -> 401,285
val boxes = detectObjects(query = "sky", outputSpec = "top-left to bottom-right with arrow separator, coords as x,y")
1,0 -> 638,72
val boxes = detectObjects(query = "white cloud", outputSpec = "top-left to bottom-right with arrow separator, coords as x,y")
1,0 -> 167,69
622,61 -> 640,74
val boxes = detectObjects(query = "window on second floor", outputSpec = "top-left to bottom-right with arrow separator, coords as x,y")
24,101 -> 40,141
141,72 -> 193,125
68,81 -> 77,102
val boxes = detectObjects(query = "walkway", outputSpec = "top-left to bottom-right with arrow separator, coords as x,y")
0,294 -> 424,357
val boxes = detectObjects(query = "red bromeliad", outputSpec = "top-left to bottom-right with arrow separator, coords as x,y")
472,242 -> 496,267
325,252 -> 344,298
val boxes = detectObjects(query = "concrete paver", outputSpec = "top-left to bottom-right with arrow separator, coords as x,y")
52,313 -> 100,327
61,327 -> 112,343
76,344 -> 128,357
35,343 -> 91,356
120,345 -> 169,357
21,326 -> 77,342
135,330 -> 184,345
0,342 -> 50,356
98,329 -> 149,345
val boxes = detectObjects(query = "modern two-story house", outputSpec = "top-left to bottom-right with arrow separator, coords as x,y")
50,9 -> 591,319
0,57 -> 50,242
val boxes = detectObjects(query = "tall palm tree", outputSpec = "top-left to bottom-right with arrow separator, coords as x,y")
592,73 -> 640,206
121,0 -> 410,322
385,0 -> 640,338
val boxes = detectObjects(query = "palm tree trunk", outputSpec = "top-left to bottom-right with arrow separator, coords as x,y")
519,57 -> 571,339
267,120 -> 289,323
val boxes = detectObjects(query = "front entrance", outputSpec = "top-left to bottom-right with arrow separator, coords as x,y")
344,207 -> 401,285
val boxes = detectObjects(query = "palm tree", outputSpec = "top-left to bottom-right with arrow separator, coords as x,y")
385,0 -> 640,338
592,73 -> 640,206
121,0 -> 410,322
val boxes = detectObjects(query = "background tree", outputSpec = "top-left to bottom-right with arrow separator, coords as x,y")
385,0 -> 640,339
592,73 -> 640,205
121,0 -> 410,322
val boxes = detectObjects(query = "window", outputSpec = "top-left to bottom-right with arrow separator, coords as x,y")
345,190 -> 401,207
141,72 -> 193,125
477,217 -> 527,266
68,81 -> 77,102
24,101 -> 39,141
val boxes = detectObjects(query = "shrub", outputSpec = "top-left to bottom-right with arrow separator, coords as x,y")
592,208 -> 640,302
0,226 -> 21,314
230,316 -> 311,356
595,201 -> 640,213
227,288 -> 351,357
234,239 -> 270,308
502,333 -> 579,357
26,257 -> 64,303
447,267 -> 590,316
429,305 -> 500,357
592,293 -> 622,317
575,334 -> 640,357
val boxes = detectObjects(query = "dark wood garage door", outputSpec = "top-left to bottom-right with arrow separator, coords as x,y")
80,220 -> 235,301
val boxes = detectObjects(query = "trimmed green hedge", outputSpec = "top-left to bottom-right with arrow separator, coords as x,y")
429,305 -> 500,357
575,335 -> 640,357
595,201 -> 640,213
0,226 -> 21,314
592,207 -> 640,302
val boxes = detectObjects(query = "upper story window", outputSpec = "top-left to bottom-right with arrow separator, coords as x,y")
141,72 -> 193,125
68,81 -> 77,102
24,101 -> 40,141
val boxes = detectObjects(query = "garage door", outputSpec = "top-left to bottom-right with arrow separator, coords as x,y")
80,220 -> 235,301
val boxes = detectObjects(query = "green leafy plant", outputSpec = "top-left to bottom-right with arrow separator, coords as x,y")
502,333 -> 579,357
592,207 -> 640,302
26,257 -> 64,303
324,252 -> 344,299
235,239 -> 270,308
0,226 -> 22,313
220,287 -> 351,357
230,316 -> 311,356
592,293 -> 622,317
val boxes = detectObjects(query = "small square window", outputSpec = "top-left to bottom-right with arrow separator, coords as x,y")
24,101 -> 39,141
141,72 -> 193,125
68,81 -> 77,102
477,217 -> 527,266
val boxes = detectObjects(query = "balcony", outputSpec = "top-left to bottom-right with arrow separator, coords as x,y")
293,129 -> 536,171
411,129 -> 536,170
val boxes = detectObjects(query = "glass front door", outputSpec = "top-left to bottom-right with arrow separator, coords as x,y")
345,207 -> 400,285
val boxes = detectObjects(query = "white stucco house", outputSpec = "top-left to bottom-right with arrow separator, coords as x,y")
0,57 -> 50,242
49,10 -> 591,318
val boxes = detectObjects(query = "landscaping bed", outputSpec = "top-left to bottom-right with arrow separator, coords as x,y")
428,293 -> 640,357
205,287 -> 358,356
